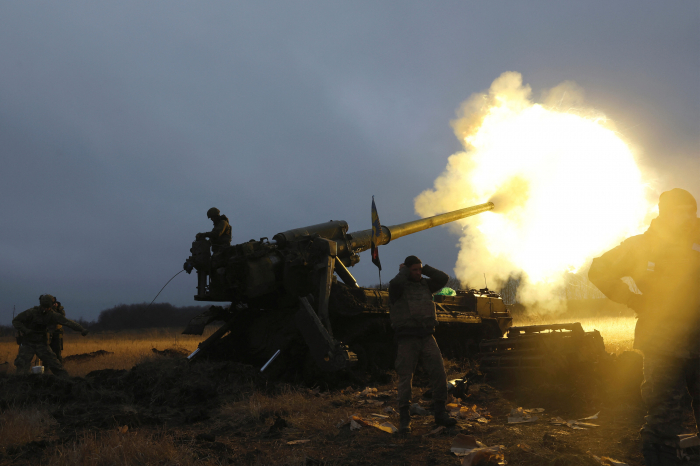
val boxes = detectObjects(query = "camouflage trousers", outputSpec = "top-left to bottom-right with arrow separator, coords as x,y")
395,335 -> 448,408
14,342 -> 68,378
49,332 -> 63,364
641,355 -> 700,441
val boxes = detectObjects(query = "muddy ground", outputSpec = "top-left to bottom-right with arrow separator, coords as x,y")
0,352 -> 696,466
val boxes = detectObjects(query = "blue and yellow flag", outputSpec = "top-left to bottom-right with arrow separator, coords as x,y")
371,196 -> 382,271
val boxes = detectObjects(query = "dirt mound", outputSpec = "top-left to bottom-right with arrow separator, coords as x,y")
151,347 -> 189,358
64,350 -> 114,363
0,358 -> 262,430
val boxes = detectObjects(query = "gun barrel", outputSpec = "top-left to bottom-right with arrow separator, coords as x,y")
345,202 -> 494,254
386,202 -> 494,242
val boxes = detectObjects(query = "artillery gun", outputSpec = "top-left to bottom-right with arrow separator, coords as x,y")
182,202 -> 511,375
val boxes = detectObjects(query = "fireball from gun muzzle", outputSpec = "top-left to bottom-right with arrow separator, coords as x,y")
415,72 -> 654,306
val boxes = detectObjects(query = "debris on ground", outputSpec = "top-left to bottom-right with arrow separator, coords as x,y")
508,407 -> 539,424
359,387 -> 378,398
550,412 -> 601,430
422,426 -> 446,438
580,411 -> 600,420
286,439 -> 311,445
410,403 -> 429,416
350,415 -> 398,433
355,399 -> 384,407
591,455 -> 628,466
383,406 -> 398,415
63,350 -> 114,363
450,434 -> 506,465
451,434 -> 486,455
455,404 -> 490,421
336,414 -> 398,434
516,443 -> 534,453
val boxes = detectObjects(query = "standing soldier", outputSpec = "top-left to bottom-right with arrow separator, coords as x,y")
49,297 -> 66,364
588,188 -> 700,465
389,255 -> 457,433
13,294 -> 89,377
197,207 -> 232,253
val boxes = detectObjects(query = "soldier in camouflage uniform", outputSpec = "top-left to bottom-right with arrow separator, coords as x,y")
589,189 -> 700,465
197,207 -> 232,253
13,294 -> 89,377
48,297 -> 66,364
389,255 -> 456,433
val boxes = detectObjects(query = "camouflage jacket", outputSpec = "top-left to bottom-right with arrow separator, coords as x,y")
208,215 -> 232,246
589,218 -> 700,357
389,265 -> 448,335
51,305 -> 66,334
12,306 -> 85,344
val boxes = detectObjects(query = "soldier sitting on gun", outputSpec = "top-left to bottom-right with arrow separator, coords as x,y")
13,294 -> 89,377
389,255 -> 457,433
197,207 -> 232,253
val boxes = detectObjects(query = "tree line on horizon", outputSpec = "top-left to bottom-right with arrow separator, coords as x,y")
0,302 -> 209,335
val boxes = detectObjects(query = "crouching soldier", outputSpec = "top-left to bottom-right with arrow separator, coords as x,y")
389,255 -> 457,433
13,294 -> 89,377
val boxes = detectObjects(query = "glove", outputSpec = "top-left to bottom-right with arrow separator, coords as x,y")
81,329 -> 89,336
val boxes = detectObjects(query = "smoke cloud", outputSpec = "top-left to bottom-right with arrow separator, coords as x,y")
415,72 -> 654,310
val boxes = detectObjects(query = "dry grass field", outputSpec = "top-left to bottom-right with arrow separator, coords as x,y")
0,327 -> 219,377
0,314 -> 648,465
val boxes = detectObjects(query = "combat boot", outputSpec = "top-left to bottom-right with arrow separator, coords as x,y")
434,402 -> 457,427
399,406 -> 411,434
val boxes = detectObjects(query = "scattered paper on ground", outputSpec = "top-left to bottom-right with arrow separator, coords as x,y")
592,455 -> 628,466
451,434 -> 486,455
450,434 -> 505,465
508,407 -> 539,424
550,416 -> 599,430
350,415 -> 397,434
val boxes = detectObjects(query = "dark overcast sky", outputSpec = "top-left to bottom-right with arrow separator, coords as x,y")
1,2 -> 698,323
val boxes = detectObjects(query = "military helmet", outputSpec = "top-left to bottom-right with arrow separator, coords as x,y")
207,207 -> 220,219
39,294 -> 55,308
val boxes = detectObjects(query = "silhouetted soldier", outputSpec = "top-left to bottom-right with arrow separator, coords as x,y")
13,294 -> 88,377
389,255 -> 456,433
48,296 -> 66,364
589,188 -> 700,465
197,207 -> 232,253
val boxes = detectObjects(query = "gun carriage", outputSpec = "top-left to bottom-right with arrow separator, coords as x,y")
183,202 -> 513,375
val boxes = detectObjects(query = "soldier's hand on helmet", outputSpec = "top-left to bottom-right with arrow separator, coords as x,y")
399,263 -> 405,271
81,329 -> 89,336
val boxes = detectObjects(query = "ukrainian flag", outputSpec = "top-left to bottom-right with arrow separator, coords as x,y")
371,196 -> 382,271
